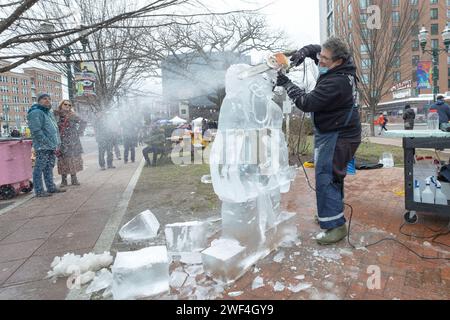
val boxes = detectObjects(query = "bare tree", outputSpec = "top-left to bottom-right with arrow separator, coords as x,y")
0,0 -> 228,73
144,13 -> 291,108
334,0 -> 424,136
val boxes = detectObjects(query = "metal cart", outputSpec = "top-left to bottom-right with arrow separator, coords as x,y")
403,136 -> 450,223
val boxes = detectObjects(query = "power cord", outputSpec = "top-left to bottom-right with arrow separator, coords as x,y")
297,155 -> 450,261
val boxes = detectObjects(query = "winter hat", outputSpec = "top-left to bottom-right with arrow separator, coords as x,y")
37,93 -> 50,102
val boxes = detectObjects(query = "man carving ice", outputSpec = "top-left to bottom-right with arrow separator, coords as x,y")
276,37 -> 361,245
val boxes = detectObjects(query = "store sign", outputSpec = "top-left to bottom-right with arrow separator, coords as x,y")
391,80 -> 412,99
390,80 -> 412,93
393,89 -> 412,99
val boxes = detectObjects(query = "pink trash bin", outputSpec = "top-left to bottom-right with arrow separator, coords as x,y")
0,139 -> 33,199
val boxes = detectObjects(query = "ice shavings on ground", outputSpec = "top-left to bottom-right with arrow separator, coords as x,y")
228,291 -> 243,297
47,251 -> 113,280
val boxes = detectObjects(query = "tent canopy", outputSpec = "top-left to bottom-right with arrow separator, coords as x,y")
192,117 -> 204,124
169,116 -> 187,125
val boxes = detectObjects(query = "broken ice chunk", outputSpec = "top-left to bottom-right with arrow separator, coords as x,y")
201,239 -> 246,284
273,251 -> 285,263
294,275 -> 305,281
201,175 -> 212,184
86,268 -> 113,294
119,210 -> 160,242
165,221 -> 208,253
273,282 -> 285,292
112,246 -> 169,300
251,276 -> 264,290
288,283 -> 312,293
228,291 -> 243,297
170,271 -> 188,288
185,265 -> 204,277
179,252 -> 203,265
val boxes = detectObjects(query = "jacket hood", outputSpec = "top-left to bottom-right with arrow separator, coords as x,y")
28,103 -> 51,114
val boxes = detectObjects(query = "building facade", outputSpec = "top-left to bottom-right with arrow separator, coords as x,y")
0,61 -> 62,135
319,0 -> 450,118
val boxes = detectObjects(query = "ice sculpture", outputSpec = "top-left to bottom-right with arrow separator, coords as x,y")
203,64 -> 297,284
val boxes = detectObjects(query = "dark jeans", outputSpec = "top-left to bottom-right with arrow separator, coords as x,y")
314,131 -> 360,230
33,150 -> 57,195
143,146 -> 163,165
124,141 -> 136,162
98,141 -> 113,168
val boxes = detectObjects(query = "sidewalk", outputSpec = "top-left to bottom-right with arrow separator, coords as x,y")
0,148 -> 143,299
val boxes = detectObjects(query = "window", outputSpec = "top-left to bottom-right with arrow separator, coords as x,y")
393,71 -> 401,82
392,11 -> 400,23
359,0 -> 368,9
362,74 -> 369,84
431,39 -> 439,48
362,58 -> 371,69
412,40 -> 420,51
431,24 -> 439,35
412,55 -> 420,66
430,8 -> 438,20
392,56 -> 401,68
430,0 -> 438,4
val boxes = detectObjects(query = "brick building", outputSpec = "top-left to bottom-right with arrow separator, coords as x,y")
319,0 -> 450,118
0,61 -> 62,135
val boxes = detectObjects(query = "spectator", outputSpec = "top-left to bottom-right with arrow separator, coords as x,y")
430,95 -> 450,128
10,127 -> 21,138
142,127 -> 166,167
94,112 -> 115,170
403,105 -> 416,130
55,100 -> 87,187
27,93 -> 66,197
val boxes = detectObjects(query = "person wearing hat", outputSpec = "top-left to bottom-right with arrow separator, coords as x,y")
430,95 -> 450,128
402,105 -> 416,130
27,93 -> 66,197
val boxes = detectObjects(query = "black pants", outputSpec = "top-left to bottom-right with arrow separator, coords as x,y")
124,141 -> 136,162
143,146 -> 163,165
98,141 -> 113,168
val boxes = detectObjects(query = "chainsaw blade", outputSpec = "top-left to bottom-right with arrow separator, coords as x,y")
238,64 -> 272,80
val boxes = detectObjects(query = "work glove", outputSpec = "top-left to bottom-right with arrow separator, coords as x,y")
276,72 -> 292,88
290,44 -> 322,66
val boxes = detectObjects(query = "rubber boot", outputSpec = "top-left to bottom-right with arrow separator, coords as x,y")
71,174 -> 80,186
315,224 -> 348,245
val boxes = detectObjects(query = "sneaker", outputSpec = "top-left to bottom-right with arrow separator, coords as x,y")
315,224 -> 347,245
100,167 -> 106,171
107,166 -> 116,169
36,192 -> 52,198
49,188 -> 67,194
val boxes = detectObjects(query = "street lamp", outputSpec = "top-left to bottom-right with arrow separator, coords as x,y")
3,105 -> 10,135
41,24 -> 89,106
418,24 -> 450,102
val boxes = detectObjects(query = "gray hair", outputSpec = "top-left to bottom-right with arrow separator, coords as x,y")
322,37 -> 351,62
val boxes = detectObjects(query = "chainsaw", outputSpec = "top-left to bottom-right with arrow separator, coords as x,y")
238,51 -> 297,80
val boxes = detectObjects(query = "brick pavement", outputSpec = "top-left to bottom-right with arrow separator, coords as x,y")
218,167 -> 450,300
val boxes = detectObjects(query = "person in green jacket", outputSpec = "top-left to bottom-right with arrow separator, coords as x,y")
27,93 -> 66,197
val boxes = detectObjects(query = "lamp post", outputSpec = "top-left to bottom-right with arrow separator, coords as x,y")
418,24 -> 450,102
3,105 -> 10,135
41,23 -> 89,108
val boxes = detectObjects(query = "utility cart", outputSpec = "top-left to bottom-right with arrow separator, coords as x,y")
383,130 -> 450,223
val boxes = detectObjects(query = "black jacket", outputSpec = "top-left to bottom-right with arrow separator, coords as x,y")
430,100 -> 450,124
285,59 -> 361,137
